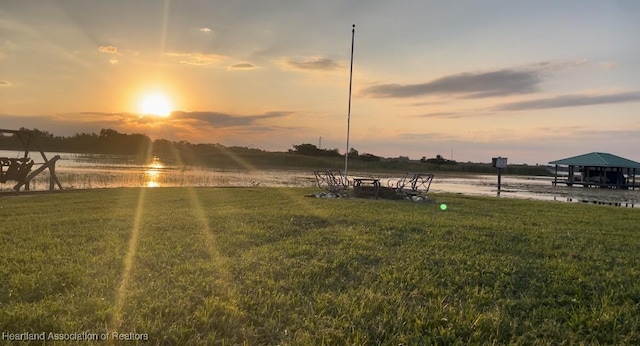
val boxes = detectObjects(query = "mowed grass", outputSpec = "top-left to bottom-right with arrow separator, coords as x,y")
1,187 -> 639,345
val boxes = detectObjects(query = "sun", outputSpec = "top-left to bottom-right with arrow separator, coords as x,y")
138,92 -> 172,117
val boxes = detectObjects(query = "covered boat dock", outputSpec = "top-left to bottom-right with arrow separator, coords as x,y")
549,152 -> 640,190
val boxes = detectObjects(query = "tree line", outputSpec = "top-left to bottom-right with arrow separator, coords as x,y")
0,128 -> 152,156
0,128 -> 552,175
0,128 -> 383,162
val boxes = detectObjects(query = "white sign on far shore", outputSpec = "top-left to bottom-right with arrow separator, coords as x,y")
492,157 -> 507,169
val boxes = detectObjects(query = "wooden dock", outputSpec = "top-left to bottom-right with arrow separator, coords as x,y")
552,180 -> 640,189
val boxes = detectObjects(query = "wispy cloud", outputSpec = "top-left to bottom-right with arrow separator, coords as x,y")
79,111 -> 129,117
411,111 -> 486,119
109,58 -> 119,65
493,91 -> 640,111
412,90 -> 640,119
167,52 -> 227,66
0,80 -> 10,87
530,59 -> 588,72
78,110 -> 292,128
171,110 -> 292,127
98,45 -> 120,55
67,110 -> 297,140
364,69 -> 540,99
199,27 -> 211,33
396,132 -> 458,141
529,125 -> 640,140
283,57 -> 340,71
229,63 -> 256,70
363,61 -> 586,99
598,61 -> 618,69
571,127 -> 640,140
0,114 -> 124,137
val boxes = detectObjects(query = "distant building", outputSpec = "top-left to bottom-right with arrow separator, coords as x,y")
549,152 -> 640,189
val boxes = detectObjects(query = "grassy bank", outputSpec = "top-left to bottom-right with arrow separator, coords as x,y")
1,187 -> 639,344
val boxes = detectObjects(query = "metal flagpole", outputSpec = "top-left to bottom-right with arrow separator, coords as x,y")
344,24 -> 355,181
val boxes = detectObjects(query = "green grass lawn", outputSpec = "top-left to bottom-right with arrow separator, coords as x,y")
1,187 -> 639,345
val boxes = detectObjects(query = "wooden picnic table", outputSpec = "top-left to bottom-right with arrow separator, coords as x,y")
352,177 -> 380,199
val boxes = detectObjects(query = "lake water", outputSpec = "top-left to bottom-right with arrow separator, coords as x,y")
1,150 -> 639,207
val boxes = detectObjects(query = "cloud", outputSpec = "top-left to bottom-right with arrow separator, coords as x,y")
411,90 -> 640,118
98,45 -> 120,55
493,91 -> 640,111
529,125 -> 640,140
167,52 -> 227,66
77,110 -> 293,128
79,111 -> 128,117
411,111 -> 485,119
571,128 -> 640,140
283,57 -> 340,71
0,111 -> 302,149
0,80 -> 10,87
363,61 -> 588,99
530,59 -> 588,72
364,69 -> 541,99
229,63 -> 256,70
109,58 -> 118,65
199,27 -> 211,33
171,110 -> 292,127
396,132 -> 458,141
598,61 -> 618,69
0,113 -> 128,136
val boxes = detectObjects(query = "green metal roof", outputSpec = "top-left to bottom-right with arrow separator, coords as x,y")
549,152 -> 640,168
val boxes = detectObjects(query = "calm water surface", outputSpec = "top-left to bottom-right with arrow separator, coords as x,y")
2,151 -> 639,207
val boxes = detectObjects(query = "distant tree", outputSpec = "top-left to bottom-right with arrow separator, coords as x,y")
18,127 -> 55,138
425,154 -> 457,165
291,143 -> 321,156
290,143 -> 341,157
94,128 -> 151,156
348,147 -> 359,158
359,153 -> 381,162
324,148 -> 341,157
152,139 -> 174,157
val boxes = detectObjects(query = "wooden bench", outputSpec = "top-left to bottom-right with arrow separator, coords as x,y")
0,129 -> 63,191
313,170 -> 350,193
388,173 -> 434,196
0,157 -> 34,185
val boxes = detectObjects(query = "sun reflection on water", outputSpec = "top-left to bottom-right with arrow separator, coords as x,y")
144,157 -> 164,187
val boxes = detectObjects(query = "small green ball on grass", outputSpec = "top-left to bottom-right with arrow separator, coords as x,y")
440,203 -> 447,211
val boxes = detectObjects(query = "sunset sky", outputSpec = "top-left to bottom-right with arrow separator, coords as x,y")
2,0 -> 640,164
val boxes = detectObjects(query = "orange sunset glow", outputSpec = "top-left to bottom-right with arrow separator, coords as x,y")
2,1 -> 640,164
138,92 -> 173,117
